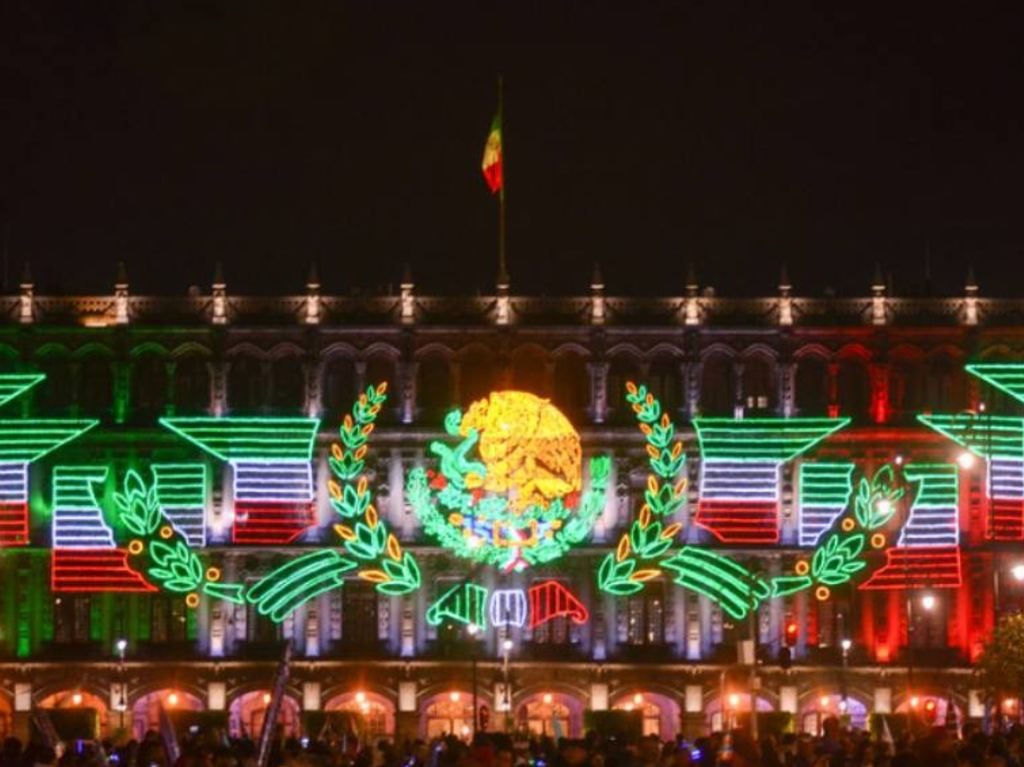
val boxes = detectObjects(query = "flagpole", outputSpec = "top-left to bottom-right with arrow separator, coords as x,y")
497,75 -> 508,285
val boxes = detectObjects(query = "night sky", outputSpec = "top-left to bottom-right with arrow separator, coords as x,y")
2,3 -> 1023,297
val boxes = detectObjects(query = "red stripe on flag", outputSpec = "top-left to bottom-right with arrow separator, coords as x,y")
696,500 -> 779,544
233,502 -> 316,545
52,549 -> 156,593
990,497 -> 1024,540
0,502 -> 28,546
859,546 -> 962,590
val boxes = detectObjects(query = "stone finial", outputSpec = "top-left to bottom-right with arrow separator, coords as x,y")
18,262 -> 33,325
778,263 -> 793,327
400,263 -> 415,325
305,262 -> 321,325
871,263 -> 887,326
964,265 -> 979,326
211,261 -> 227,325
495,276 -> 511,326
114,261 -> 129,325
590,262 -> 605,326
684,263 -> 700,326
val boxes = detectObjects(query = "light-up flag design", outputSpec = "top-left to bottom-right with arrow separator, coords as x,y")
0,374 -> 97,547
693,418 -> 850,544
861,464 -> 961,589
919,362 -> 1024,541
51,465 -> 155,592
152,464 -> 207,546
798,463 -> 855,546
160,418 -> 320,544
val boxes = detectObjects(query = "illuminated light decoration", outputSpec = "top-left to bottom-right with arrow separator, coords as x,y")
328,383 -> 421,595
598,382 -> 687,595
860,464 -> 962,590
158,417 -> 320,461
692,418 -> 849,544
990,458 -> 1024,540
246,549 -> 356,622
231,460 -> 315,544
489,589 -> 528,628
0,373 -> 45,408
51,466 -> 155,593
106,469 -> 245,603
798,463 -> 855,546
151,464 -> 207,547
918,412 -> 1024,540
160,417 -> 320,545
0,463 -> 29,546
527,580 -> 588,628
662,546 -> 771,620
407,391 -> 609,572
963,364 -> 1024,406
897,464 -> 959,547
426,582 -> 488,628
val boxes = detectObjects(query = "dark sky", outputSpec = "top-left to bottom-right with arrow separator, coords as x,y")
2,3 -> 1023,297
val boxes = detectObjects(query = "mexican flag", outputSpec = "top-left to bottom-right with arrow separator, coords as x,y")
481,114 -> 503,194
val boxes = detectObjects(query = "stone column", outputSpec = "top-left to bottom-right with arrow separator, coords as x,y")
587,361 -> 609,424
113,359 -> 130,424
164,360 -> 177,418
732,361 -> 745,419
303,359 -> 324,418
210,360 -> 228,416
397,361 -> 418,424
778,361 -> 796,417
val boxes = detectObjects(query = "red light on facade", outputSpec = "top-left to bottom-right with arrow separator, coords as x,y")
695,501 -> 780,544
528,580 -> 588,628
784,621 -> 798,647
232,502 -> 316,545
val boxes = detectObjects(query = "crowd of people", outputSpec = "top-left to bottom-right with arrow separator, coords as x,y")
0,717 -> 1020,767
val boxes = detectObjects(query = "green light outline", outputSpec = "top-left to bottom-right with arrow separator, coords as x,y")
692,417 -> 851,461
966,363 -> 1024,407
158,417 -> 321,461
0,373 -> 45,409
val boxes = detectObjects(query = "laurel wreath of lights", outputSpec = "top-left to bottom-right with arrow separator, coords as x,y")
599,382 -> 911,619
406,406 -> 611,572
109,470 -> 245,607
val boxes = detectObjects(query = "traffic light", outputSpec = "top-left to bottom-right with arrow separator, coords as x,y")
784,620 -> 799,647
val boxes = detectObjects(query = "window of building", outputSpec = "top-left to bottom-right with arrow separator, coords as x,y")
552,352 -> 589,419
150,595 -> 189,643
626,583 -> 665,645
416,355 -> 452,420
700,355 -> 734,415
795,356 -> 829,415
228,357 -> 265,412
132,354 -> 168,421
342,580 -> 379,648
79,357 -> 113,418
53,596 -> 91,644
174,356 -> 210,414
270,356 -> 305,412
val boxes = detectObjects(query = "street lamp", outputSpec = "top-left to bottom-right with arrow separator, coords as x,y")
957,451 -> 976,470
920,594 -> 936,611
1012,564 -> 1024,583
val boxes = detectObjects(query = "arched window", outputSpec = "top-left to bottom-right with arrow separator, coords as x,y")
607,354 -> 642,424
132,354 -> 168,422
417,355 -> 452,421
795,356 -> 829,415
34,356 -> 73,415
173,356 -> 209,414
322,356 -> 357,419
270,356 -> 305,412
742,356 -> 775,412
460,349 -> 497,405
510,347 -> 550,396
891,357 -> 925,418
925,355 -> 963,412
647,355 -> 681,417
700,355 -> 734,415
228,357 -> 264,412
552,352 -> 589,420
838,359 -> 869,421
424,696 -> 474,740
78,357 -> 113,419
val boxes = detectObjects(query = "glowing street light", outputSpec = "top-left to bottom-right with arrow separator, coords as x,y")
957,451 -> 976,470
1012,564 -> 1024,582
920,594 -> 937,611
